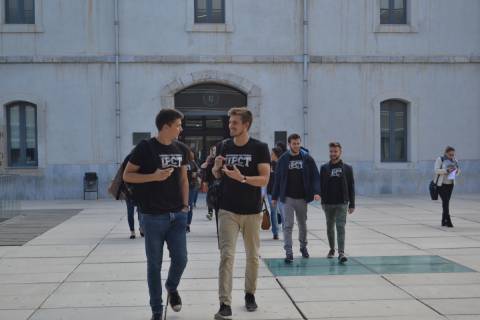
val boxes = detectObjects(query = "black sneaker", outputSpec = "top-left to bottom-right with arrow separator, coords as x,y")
338,252 -> 348,264
273,234 -> 279,240
167,290 -> 182,312
150,313 -> 162,320
245,293 -> 258,312
215,303 -> 232,320
284,253 -> 294,263
186,226 -> 191,233
300,247 -> 310,258
327,249 -> 335,259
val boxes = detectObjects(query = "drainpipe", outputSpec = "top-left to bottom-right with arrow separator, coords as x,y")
302,0 -> 309,147
114,0 -> 121,164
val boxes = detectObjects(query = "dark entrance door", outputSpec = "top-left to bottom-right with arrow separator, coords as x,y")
175,83 -> 247,162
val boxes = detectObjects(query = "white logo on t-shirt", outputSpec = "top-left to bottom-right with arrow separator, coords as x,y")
159,154 -> 183,168
225,154 -> 252,168
289,160 -> 303,170
330,167 -> 343,177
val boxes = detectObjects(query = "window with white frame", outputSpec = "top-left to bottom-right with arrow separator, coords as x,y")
5,0 -> 34,24
6,101 -> 38,167
380,100 -> 407,162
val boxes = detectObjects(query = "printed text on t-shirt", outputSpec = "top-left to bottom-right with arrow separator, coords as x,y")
225,154 -> 252,168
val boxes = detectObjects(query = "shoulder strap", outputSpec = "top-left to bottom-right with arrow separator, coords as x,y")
435,157 -> 444,184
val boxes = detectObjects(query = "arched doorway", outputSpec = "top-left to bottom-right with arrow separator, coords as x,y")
175,83 -> 247,161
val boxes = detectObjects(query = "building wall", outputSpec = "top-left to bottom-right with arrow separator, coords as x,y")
0,0 -> 479,199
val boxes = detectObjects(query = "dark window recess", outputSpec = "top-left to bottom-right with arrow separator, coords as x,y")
6,101 -> 38,167
274,131 -> 287,149
195,0 -> 225,24
5,0 -> 35,24
380,0 -> 407,24
132,132 -> 151,145
381,100 -> 408,162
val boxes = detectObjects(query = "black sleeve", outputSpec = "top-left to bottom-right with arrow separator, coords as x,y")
257,143 -> 271,164
128,140 -> 148,167
347,165 -> 355,209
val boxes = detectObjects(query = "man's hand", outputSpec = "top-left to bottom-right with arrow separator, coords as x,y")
213,155 -> 225,171
314,194 -> 321,201
348,208 -> 355,214
222,165 -> 243,182
152,168 -> 174,182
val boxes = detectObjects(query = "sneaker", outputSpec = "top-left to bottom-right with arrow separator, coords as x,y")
338,252 -> 348,264
327,249 -> 335,259
300,247 -> 310,258
215,303 -> 232,320
167,290 -> 182,312
186,226 -> 191,233
284,253 -> 294,263
129,232 -> 136,239
150,313 -> 162,320
206,213 -> 213,221
273,234 -> 279,240
139,228 -> 144,237
245,293 -> 258,312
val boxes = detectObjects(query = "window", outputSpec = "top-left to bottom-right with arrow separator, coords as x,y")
380,0 -> 406,24
5,0 -> 35,24
132,132 -> 151,146
195,0 -> 225,24
6,101 -> 38,167
381,100 -> 407,162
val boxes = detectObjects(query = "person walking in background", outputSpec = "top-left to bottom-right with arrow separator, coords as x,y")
126,198 -> 143,239
187,150 -> 201,233
272,134 -> 320,263
320,142 -> 355,264
266,147 -> 284,240
435,146 -> 460,228
201,145 -> 217,220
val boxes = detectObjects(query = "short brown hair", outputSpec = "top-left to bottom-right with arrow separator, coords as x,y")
329,142 -> 342,149
288,133 -> 301,143
155,108 -> 184,131
445,146 -> 455,154
228,107 -> 252,129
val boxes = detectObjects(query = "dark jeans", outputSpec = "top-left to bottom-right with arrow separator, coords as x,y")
188,186 -> 199,225
142,212 -> 188,314
439,184 -> 454,223
126,199 -> 142,232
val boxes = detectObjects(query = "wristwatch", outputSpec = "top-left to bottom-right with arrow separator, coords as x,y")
241,175 -> 247,183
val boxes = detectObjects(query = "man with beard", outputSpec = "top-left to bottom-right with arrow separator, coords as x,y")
320,142 -> 355,264
212,107 -> 270,319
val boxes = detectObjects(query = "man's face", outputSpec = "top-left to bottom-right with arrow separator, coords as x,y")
289,139 -> 302,154
228,115 -> 249,137
163,118 -> 183,140
329,146 -> 342,161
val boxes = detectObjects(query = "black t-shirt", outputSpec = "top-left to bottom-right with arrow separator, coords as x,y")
218,138 -> 271,215
187,160 -> 200,188
286,154 -> 306,199
129,138 -> 188,214
267,160 -> 277,195
324,162 -> 345,205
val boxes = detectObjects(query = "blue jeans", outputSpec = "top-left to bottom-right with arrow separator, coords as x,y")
188,187 -> 199,225
142,212 -> 188,314
266,194 -> 279,237
126,198 -> 143,231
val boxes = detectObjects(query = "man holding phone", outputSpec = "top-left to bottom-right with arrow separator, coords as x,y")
123,108 -> 190,320
212,107 -> 270,320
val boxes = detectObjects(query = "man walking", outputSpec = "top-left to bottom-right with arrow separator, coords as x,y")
212,107 -> 270,319
272,133 -> 320,263
320,142 -> 355,264
123,108 -> 190,320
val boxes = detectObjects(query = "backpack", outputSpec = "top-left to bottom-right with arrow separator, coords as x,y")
108,154 -> 133,200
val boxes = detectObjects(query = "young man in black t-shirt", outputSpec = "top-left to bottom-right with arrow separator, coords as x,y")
123,109 -> 189,320
319,142 -> 355,264
212,107 -> 270,320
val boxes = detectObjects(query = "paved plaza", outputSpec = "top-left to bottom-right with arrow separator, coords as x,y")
1,194 -> 480,320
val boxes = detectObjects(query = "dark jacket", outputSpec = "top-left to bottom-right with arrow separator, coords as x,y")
272,149 -> 320,203
320,160 -> 355,209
